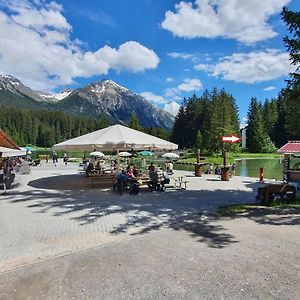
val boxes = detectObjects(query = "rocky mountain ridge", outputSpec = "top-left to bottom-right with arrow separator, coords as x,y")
0,75 -> 174,129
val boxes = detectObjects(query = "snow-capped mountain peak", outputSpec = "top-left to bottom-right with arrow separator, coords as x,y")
38,89 -> 73,101
88,79 -> 129,95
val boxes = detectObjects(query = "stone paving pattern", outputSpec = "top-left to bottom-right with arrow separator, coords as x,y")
0,162 -> 260,272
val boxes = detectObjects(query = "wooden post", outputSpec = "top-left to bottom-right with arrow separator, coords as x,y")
194,149 -> 202,177
116,149 -> 120,171
259,166 -> 264,182
221,146 -> 229,181
223,147 -> 227,167
196,149 -> 200,164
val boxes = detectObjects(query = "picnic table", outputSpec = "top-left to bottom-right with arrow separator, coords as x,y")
89,170 -> 116,184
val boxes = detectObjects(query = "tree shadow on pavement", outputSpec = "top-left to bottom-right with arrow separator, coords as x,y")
3,177 -> 262,249
224,207 -> 300,226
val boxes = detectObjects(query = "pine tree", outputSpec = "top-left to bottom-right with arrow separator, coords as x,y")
194,130 -> 202,150
281,7 -> 300,139
263,98 -> 279,144
129,112 -> 142,130
246,98 -> 276,153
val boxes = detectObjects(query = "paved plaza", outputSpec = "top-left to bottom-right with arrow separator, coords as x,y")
1,162 -> 260,272
0,162 -> 299,299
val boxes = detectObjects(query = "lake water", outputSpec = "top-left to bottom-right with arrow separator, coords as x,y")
175,158 -> 284,180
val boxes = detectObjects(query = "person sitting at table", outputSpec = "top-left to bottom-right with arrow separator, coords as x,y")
85,161 -> 94,176
160,169 -> 170,191
115,169 -> 128,194
126,164 -> 135,179
95,161 -> 102,171
148,167 -> 159,192
148,162 -> 155,172
166,161 -> 173,174
127,163 -> 138,177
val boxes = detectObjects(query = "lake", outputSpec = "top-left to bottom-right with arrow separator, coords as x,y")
174,158 -> 284,180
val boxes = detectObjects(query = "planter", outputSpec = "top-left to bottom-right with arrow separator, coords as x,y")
194,163 -> 202,177
221,167 -> 230,181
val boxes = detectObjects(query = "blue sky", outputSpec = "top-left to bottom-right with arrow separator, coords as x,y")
0,0 -> 298,123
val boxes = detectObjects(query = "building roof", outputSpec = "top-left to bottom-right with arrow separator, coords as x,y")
0,128 -> 19,149
277,141 -> 300,154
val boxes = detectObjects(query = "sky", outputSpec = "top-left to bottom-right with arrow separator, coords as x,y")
0,0 -> 298,124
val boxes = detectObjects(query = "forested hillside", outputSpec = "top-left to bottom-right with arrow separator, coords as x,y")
171,88 -> 240,153
0,106 -> 107,147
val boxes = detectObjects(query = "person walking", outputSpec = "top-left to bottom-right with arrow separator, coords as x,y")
231,162 -> 236,176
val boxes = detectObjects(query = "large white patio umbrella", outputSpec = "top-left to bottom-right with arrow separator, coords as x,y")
119,151 -> 132,157
89,151 -> 105,157
52,124 -> 178,151
162,152 -> 179,159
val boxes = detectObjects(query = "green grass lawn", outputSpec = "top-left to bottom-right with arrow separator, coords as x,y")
178,152 -> 281,165
218,198 -> 300,216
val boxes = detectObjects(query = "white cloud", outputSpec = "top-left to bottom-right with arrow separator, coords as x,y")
140,92 -> 168,104
161,0 -> 290,44
177,78 -> 202,92
195,49 -> 295,83
164,101 -> 180,116
165,87 -> 180,98
140,91 -> 180,116
0,0 -> 159,90
263,86 -> 276,91
164,78 -> 202,101
166,77 -> 174,82
167,52 -> 197,62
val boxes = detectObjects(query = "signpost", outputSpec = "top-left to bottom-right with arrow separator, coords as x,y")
221,134 -> 241,181
221,135 -> 241,143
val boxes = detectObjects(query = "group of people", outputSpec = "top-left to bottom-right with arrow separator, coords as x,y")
85,159 -> 106,176
205,162 -> 236,176
0,157 -> 26,191
115,163 -> 171,195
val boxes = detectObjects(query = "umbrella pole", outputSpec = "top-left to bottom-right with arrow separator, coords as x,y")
116,149 -> 120,171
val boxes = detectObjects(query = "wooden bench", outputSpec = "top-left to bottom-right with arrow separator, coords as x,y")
256,183 -> 296,204
89,173 -> 115,184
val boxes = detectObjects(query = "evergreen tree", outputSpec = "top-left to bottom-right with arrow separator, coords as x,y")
246,98 -> 276,153
129,112 -> 142,130
281,7 -> 300,139
194,130 -> 202,150
171,104 -> 188,149
263,98 -> 279,144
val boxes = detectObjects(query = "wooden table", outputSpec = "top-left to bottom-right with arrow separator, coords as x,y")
89,172 -> 115,184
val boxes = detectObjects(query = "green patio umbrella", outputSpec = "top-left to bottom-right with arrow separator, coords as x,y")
138,150 -> 154,157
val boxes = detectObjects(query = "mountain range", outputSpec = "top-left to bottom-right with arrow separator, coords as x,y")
0,75 -> 174,129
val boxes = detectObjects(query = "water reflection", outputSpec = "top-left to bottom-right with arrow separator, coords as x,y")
236,159 -> 282,180
175,159 -> 283,180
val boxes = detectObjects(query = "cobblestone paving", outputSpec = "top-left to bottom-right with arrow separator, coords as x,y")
0,162 -> 259,272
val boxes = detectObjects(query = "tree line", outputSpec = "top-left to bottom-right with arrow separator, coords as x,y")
0,106 -> 107,147
0,106 -> 170,148
171,89 -> 240,153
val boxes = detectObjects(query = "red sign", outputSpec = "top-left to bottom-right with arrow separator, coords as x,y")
222,135 -> 241,143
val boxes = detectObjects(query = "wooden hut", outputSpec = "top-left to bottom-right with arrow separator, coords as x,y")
277,141 -> 300,185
